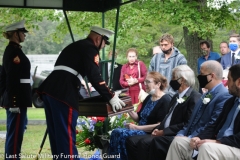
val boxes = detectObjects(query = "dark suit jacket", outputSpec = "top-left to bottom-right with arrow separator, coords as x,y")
139,94 -> 172,126
177,83 -> 232,137
220,51 -> 240,69
198,96 -> 240,149
103,62 -> 123,91
156,87 -> 201,136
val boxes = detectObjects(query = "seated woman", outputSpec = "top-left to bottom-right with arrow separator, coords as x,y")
108,71 -> 172,160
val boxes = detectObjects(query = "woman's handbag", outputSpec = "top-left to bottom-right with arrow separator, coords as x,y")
137,61 -> 148,103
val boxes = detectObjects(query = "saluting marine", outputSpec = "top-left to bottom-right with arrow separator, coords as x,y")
37,26 -> 125,159
0,20 -> 31,160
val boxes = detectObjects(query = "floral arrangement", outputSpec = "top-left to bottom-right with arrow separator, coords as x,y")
176,96 -> 188,104
76,113 -> 134,151
202,93 -> 212,104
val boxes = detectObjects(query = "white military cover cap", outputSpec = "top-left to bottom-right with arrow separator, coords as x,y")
4,20 -> 28,32
90,26 -> 114,45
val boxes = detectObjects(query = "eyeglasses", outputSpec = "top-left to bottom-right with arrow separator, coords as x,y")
144,80 -> 154,85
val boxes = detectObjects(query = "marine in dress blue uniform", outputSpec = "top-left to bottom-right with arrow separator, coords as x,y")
37,26 -> 125,160
0,20 -> 31,160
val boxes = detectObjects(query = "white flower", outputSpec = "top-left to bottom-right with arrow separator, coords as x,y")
110,116 -> 117,123
203,98 -> 211,104
114,64 -> 118,68
177,97 -> 185,104
235,54 -> 240,60
108,130 -> 112,135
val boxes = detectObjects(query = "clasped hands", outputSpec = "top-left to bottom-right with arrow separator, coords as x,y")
190,137 -> 220,150
190,137 -> 201,150
127,76 -> 138,86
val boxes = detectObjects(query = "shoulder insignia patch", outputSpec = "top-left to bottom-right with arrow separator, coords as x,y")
13,56 -> 20,64
94,55 -> 99,66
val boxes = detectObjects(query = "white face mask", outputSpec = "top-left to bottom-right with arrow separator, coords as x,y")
148,89 -> 156,95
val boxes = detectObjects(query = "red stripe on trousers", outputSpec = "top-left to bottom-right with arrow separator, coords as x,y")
13,114 -> 21,160
68,108 -> 73,160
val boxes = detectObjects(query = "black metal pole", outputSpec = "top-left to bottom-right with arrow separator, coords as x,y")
35,128 -> 48,160
109,6 -> 120,89
63,10 -> 75,42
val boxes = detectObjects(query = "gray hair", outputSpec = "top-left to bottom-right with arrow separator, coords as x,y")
201,60 -> 223,80
172,65 -> 195,87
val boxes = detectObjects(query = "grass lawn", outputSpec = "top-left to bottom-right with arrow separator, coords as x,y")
0,124 -> 52,160
0,124 -> 95,160
0,107 -> 96,159
0,107 -> 46,120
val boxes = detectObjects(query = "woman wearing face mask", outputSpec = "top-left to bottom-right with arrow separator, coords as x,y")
119,48 -> 147,111
108,72 -> 171,160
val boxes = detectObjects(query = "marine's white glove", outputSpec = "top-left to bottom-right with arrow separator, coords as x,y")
138,89 -> 149,102
109,91 -> 126,112
9,108 -> 20,113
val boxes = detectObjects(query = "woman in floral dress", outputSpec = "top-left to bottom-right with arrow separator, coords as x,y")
108,71 -> 172,160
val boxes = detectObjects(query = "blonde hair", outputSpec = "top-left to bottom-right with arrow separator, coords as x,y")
3,31 -> 15,39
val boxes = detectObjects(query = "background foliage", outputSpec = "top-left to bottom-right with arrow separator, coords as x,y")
0,1 -> 240,69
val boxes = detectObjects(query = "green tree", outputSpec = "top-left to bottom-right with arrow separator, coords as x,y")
1,1 -> 240,77
133,0 -> 240,70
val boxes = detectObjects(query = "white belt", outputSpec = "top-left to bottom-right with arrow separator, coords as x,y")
54,65 -> 83,81
20,79 -> 31,83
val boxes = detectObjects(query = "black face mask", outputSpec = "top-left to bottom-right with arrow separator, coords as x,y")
197,74 -> 212,88
170,78 -> 181,90
162,48 -> 172,54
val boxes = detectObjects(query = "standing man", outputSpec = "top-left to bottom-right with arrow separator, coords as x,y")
149,33 -> 187,96
197,40 -> 220,74
105,50 -> 123,91
217,41 -> 230,62
166,64 -> 240,160
198,40 -> 220,93
37,26 -> 125,159
0,20 -> 31,160
221,33 -> 240,69
140,60 -> 231,160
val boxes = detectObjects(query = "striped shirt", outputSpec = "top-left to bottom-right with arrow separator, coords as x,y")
149,47 -> 187,94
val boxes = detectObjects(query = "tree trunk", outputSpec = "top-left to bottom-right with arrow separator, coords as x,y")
183,27 -> 202,90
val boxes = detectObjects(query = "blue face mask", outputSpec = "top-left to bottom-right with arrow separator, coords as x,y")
229,43 -> 238,51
